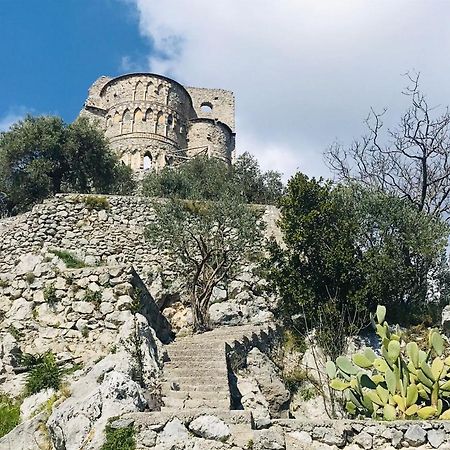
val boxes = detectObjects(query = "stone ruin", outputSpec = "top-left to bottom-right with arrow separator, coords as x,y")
79,73 -> 236,173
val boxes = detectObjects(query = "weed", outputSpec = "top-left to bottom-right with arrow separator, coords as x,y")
299,386 -> 318,401
81,326 -> 89,338
101,420 -> 135,450
284,368 -> 309,394
130,287 -> 143,314
0,394 -> 20,438
44,284 -> 58,306
60,383 -> 72,399
25,272 -> 35,284
8,324 -> 24,341
110,344 -> 117,354
80,195 -> 110,211
246,439 -> 254,450
84,289 -> 102,308
23,352 -> 62,395
32,307 -> 39,320
49,250 -> 85,269
0,279 -> 9,288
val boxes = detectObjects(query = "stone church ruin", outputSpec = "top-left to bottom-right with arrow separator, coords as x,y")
80,73 -> 235,172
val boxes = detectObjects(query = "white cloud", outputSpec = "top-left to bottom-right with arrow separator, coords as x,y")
0,111 -> 24,132
126,0 -> 450,178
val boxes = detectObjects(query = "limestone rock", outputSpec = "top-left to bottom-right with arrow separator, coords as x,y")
0,411 -> 49,450
246,348 -> 290,417
159,418 -> 189,443
15,254 -> 43,276
209,302 -> 243,326
404,425 -> 427,447
20,388 -> 55,421
189,415 -> 230,442
353,431 -> 373,449
428,429 -> 446,448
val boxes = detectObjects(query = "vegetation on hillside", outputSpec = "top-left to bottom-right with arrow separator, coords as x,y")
142,152 -> 283,205
266,174 -> 450,359
144,155 -> 267,330
0,115 -> 135,216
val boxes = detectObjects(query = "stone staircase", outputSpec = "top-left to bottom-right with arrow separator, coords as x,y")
160,324 -> 277,413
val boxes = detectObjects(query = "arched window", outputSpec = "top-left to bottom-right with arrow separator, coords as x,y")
134,81 -> 145,101
122,109 -> 132,134
156,83 -> 164,96
144,108 -> 152,122
143,152 -> 152,170
145,82 -> 153,100
133,108 -> 143,132
200,102 -> 213,113
155,111 -> 164,134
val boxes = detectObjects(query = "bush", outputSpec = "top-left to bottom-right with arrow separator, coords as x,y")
84,288 -> 102,308
50,249 -> 85,269
0,394 -> 20,438
24,352 -> 62,395
101,422 -> 135,450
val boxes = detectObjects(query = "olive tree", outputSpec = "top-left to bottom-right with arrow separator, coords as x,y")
146,196 -> 265,331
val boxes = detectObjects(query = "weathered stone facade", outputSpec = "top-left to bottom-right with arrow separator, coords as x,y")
79,73 -> 235,173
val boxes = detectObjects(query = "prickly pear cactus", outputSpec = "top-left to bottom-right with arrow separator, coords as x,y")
328,305 -> 450,420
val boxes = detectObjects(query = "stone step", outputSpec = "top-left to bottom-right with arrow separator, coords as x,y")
161,390 -> 230,401
164,361 -> 226,369
164,367 -> 228,378
161,381 -> 229,392
161,397 -> 230,410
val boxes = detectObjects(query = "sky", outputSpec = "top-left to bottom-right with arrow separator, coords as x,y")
2,1 -> 450,178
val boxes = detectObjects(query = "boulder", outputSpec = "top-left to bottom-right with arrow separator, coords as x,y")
20,388 -> 55,421
209,303 -> 243,326
246,348 -> 290,417
404,425 -> 427,447
427,429 -> 446,449
188,415 -> 230,442
159,418 -> 189,443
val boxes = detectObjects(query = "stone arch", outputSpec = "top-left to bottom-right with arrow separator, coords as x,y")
145,82 -> 153,100
134,81 -> 145,101
200,102 -> 213,113
143,151 -> 152,170
133,108 -> 143,132
155,111 -> 165,135
122,109 -> 132,134
156,83 -> 164,96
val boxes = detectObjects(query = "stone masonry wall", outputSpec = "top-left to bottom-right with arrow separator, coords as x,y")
124,412 -> 450,450
0,194 -> 280,278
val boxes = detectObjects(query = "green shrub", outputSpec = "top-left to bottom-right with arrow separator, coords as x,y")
25,272 -> 35,284
0,394 -> 20,438
24,352 -> 62,395
329,305 -> 450,420
101,422 -> 135,450
43,284 -> 58,306
0,279 -> 9,288
84,288 -> 102,308
81,195 -> 110,210
49,249 -> 85,269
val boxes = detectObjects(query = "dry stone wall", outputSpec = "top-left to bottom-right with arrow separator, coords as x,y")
120,412 -> 450,450
0,194 -> 280,332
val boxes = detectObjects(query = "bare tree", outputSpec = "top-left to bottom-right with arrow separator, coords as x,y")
325,73 -> 450,220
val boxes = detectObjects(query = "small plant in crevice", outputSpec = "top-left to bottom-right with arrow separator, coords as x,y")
101,419 -> 135,450
43,284 -> 58,307
130,287 -> 143,314
0,394 -> 20,439
79,195 -> 110,211
84,288 -> 102,308
25,272 -> 35,284
8,324 -> 24,341
49,249 -> 85,269
0,279 -> 9,288
81,326 -> 89,338
23,351 -> 62,396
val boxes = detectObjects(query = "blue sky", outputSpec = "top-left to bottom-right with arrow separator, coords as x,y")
0,0 -> 149,124
3,1 -> 450,178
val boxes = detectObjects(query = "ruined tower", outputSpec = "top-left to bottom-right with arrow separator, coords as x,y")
79,73 -> 235,172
